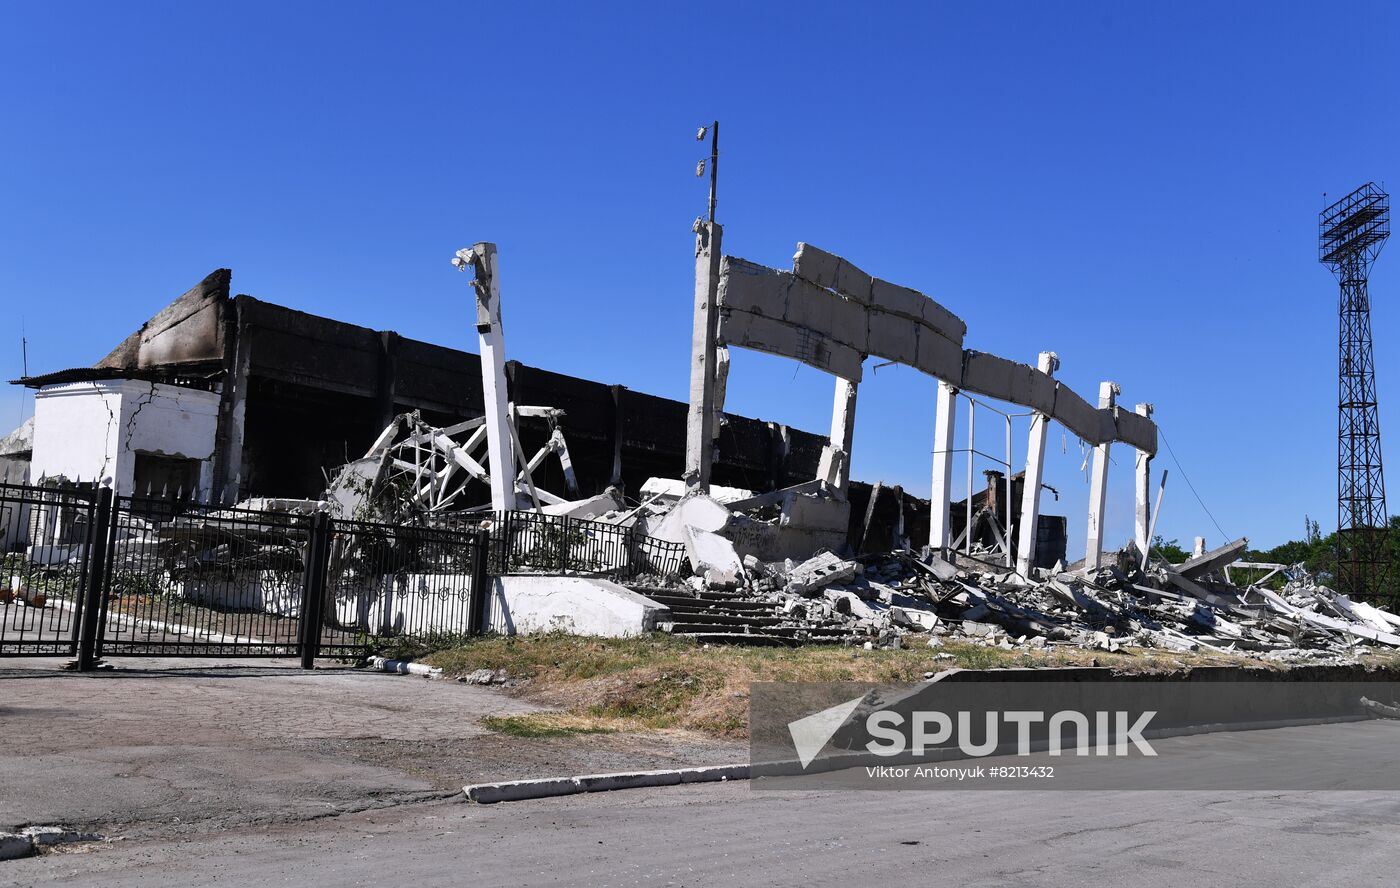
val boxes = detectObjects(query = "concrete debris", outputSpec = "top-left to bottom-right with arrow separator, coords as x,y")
785,551 -> 862,594
459,668 -> 510,685
646,526 -> 1400,661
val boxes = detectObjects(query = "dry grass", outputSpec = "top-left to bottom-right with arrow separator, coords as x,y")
425,632 -> 1368,740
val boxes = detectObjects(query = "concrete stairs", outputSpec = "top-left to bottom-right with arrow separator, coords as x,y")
628,585 -> 850,647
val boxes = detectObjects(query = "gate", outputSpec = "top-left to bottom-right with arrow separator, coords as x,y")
0,481 -> 100,656
0,482 -> 491,668
1,480 -> 684,670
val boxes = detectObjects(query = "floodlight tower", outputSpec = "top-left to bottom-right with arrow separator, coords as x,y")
1319,183 -> 1392,602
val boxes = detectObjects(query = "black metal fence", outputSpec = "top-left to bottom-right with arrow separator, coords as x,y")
486,510 -> 687,579
99,494 -> 316,658
0,480 -> 684,669
0,481 -> 100,656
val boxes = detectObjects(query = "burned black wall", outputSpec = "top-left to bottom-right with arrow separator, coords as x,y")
229,296 -> 827,503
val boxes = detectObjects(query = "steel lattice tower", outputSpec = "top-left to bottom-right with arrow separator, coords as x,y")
1319,183 -> 1392,602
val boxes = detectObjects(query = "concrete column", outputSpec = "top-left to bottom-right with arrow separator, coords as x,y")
1133,403 -> 1154,554
1083,381 -> 1120,572
928,380 -> 957,552
816,377 -> 859,499
1014,351 -> 1059,578
463,243 -> 519,512
684,220 -> 723,493
212,299 -> 251,505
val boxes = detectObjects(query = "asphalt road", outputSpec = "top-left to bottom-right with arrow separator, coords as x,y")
4,658 -> 1400,886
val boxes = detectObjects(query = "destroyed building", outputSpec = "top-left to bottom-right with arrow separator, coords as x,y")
6,268 -> 1073,563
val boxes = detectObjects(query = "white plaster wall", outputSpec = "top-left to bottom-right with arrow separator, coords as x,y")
30,382 -> 124,487
327,573 -> 667,638
30,380 -> 219,497
486,575 -> 668,637
116,380 -> 220,497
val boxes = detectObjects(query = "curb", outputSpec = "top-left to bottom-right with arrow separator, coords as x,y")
462,713 -> 1376,803
464,763 -> 750,804
0,832 -> 34,861
369,657 -> 441,677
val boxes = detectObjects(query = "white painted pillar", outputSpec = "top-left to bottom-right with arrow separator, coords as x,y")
1083,381 -> 1119,572
461,243 -> 519,512
928,380 -> 957,552
1133,403 -> 1154,554
684,220 -> 723,493
816,377 -> 859,499
1015,351 -> 1059,578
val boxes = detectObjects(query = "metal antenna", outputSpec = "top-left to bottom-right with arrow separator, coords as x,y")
18,318 -> 28,425
1319,183 -> 1392,603
696,121 -> 718,222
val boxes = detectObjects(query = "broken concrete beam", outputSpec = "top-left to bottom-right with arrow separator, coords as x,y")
960,351 -> 1024,404
1113,405 -> 1157,455
792,243 -> 873,305
718,308 -> 864,382
919,294 -> 967,346
869,277 -> 927,325
915,328 -> 964,383
717,256 -> 787,318
792,243 -> 966,345
1049,382 -> 1104,444
786,551 -> 862,595
786,279 -> 868,354
866,308 -> 919,365
1008,364 -> 1058,416
718,256 -> 867,352
1173,537 -> 1249,580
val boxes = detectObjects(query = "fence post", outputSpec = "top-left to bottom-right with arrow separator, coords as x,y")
559,515 -> 570,574
469,529 -> 492,635
501,509 -> 512,572
298,512 -> 332,670
77,487 -> 113,672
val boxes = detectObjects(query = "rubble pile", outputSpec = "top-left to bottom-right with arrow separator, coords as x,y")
661,535 -> 1400,663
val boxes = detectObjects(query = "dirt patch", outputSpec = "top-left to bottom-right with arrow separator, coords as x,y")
426,633 -> 1400,739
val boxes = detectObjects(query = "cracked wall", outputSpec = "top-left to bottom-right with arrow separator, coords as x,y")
30,380 -> 220,496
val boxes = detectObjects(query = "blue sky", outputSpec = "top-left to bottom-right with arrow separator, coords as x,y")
2,1 -> 1397,554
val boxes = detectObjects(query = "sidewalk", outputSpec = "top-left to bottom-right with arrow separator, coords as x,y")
0,657 -> 743,841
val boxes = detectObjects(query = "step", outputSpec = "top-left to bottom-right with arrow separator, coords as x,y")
672,632 -> 795,648
644,593 -> 775,613
660,611 -> 781,627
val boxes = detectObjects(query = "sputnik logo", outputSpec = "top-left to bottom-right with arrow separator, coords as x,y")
786,694 -> 867,769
